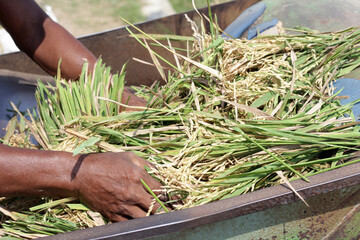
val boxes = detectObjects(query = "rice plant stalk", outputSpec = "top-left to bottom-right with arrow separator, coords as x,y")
2,14 -> 360,238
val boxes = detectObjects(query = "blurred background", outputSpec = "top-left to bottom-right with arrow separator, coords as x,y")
0,0 -> 230,54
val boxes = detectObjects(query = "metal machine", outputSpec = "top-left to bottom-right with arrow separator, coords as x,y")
1,0 -> 360,239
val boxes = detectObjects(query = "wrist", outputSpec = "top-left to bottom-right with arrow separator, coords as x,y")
0,145 -> 79,198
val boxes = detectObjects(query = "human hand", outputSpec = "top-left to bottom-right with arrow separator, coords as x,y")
121,87 -> 147,111
72,152 -> 165,222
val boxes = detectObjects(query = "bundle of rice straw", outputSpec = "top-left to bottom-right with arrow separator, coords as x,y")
2,19 -> 360,238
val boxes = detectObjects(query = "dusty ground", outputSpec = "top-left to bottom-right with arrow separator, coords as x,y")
35,0 -> 230,37
0,0 -> 230,54
35,0 -> 131,37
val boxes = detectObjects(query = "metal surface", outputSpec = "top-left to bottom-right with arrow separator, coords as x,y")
261,0 -> 360,83
0,0 -> 259,87
261,0 -> 360,32
0,0 -> 259,135
151,183 -> 360,240
46,159 -> 360,240
1,0 -> 360,239
0,70 -> 53,136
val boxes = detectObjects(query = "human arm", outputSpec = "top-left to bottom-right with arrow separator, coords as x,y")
0,0 -> 147,108
0,144 -> 163,222
0,1 -> 154,220
0,0 -> 97,80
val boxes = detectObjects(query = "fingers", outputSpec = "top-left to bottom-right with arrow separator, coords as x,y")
140,174 -> 167,203
133,157 -> 171,213
130,152 -> 154,170
115,152 -> 170,217
125,152 -> 167,205
107,197 -> 162,222
107,204 -> 160,222
134,187 -> 163,215
78,152 -> 171,223
122,205 -> 148,219
107,214 -> 128,222
121,87 -> 147,112
118,151 -> 152,169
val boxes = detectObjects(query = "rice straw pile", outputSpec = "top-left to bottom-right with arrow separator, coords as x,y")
2,19 -> 360,238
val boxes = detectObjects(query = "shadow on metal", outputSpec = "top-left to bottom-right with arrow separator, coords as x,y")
0,70 -> 54,136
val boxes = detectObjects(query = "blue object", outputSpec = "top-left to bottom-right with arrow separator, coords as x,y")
247,18 -> 279,40
222,2 -> 266,39
333,78 -> 360,119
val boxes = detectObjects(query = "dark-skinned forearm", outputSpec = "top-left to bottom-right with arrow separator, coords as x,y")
0,145 -> 78,198
32,17 -> 97,79
0,0 -> 97,80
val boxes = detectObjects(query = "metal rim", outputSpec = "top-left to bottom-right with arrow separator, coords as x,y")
47,160 -> 360,240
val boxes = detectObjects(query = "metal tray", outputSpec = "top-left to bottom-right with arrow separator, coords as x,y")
1,0 -> 360,238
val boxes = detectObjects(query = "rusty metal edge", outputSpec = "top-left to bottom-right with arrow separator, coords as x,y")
46,160 -> 360,240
